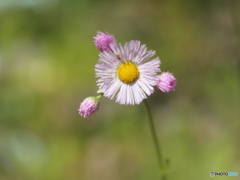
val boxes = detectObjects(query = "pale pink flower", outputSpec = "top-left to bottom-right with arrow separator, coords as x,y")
79,97 -> 99,118
93,31 -> 116,51
95,40 -> 161,105
157,72 -> 177,93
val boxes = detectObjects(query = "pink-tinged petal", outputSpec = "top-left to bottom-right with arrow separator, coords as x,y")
78,97 -> 99,118
157,72 -> 177,93
93,31 -> 116,51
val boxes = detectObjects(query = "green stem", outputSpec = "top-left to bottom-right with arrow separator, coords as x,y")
96,93 -> 103,100
142,99 -> 167,180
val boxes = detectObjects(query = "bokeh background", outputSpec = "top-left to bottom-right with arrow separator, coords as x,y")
0,0 -> 239,179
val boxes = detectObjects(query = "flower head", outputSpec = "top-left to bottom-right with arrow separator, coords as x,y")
93,31 -> 116,51
79,97 -> 100,118
95,40 -> 161,105
157,72 -> 177,93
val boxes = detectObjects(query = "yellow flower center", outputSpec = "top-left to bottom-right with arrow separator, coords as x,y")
117,62 -> 139,84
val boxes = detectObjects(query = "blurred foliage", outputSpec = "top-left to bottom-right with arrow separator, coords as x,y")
0,0 -> 239,180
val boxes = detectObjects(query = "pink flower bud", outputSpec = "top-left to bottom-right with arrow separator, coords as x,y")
157,72 -> 177,93
93,31 -> 116,51
79,97 -> 99,118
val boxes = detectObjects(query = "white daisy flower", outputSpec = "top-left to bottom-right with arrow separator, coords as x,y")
95,40 -> 161,105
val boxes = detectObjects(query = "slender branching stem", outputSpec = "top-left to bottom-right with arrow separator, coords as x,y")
142,99 -> 167,180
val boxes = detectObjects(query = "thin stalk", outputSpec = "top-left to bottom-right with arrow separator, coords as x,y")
142,99 -> 167,180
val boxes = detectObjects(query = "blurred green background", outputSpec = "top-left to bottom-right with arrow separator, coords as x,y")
0,0 -> 239,179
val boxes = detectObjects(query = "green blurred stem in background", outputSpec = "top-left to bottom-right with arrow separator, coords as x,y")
142,99 -> 168,180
